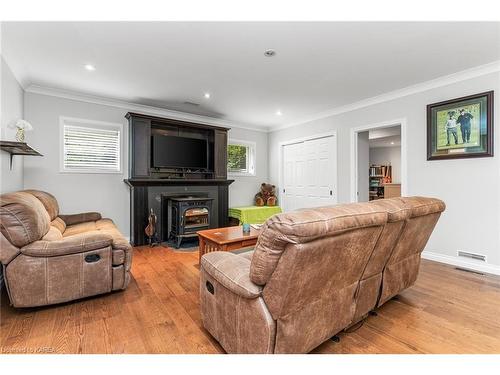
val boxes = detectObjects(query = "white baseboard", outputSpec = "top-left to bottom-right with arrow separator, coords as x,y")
422,251 -> 500,276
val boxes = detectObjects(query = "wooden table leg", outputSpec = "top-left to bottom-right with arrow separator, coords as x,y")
198,236 -> 205,264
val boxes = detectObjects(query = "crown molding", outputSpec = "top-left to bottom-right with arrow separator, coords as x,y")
24,84 -> 270,133
23,60 -> 500,135
271,60 -> 500,132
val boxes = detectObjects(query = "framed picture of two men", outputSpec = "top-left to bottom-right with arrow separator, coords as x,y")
427,91 -> 494,160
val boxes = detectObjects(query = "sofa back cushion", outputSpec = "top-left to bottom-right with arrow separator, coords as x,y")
377,196 -> 445,306
0,232 -> 21,264
50,217 -> 67,234
42,226 -> 64,241
0,192 -> 51,247
351,198 -> 411,323
363,198 -> 412,278
250,203 -> 388,286
23,190 -> 60,221
253,203 -> 388,353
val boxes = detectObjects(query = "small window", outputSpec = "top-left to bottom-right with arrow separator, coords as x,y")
60,117 -> 122,173
227,140 -> 256,176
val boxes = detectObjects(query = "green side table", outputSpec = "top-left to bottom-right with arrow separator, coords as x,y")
228,206 -> 282,225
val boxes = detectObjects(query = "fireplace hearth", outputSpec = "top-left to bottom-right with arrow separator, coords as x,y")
169,196 -> 214,248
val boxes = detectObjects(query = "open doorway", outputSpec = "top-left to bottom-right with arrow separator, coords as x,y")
367,126 -> 401,201
350,119 -> 407,203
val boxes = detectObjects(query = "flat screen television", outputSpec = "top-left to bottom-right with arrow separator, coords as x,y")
152,134 -> 208,169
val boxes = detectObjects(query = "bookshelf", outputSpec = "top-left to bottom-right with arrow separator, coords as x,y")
369,164 -> 392,201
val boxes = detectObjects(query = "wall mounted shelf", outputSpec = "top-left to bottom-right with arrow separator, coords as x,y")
0,141 -> 42,170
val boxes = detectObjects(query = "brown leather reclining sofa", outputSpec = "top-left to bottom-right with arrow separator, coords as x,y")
0,190 -> 132,308
200,196 -> 445,353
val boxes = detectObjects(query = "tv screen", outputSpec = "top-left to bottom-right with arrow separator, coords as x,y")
152,135 -> 208,169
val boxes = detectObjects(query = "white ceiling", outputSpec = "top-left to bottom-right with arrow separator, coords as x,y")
369,135 -> 401,148
369,126 -> 401,140
369,126 -> 401,148
2,22 -> 499,130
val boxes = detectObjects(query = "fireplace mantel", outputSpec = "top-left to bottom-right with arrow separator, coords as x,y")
124,112 -> 233,246
124,178 -> 234,187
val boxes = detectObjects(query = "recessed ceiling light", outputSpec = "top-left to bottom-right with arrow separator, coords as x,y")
264,49 -> 276,57
276,110 -> 282,116
204,93 -> 211,99
84,64 -> 96,71
391,142 -> 395,145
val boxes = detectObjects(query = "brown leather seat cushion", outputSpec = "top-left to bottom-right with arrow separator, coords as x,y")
64,218 -> 130,251
63,221 -> 98,236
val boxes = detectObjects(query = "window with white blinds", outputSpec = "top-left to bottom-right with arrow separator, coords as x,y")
60,117 -> 122,173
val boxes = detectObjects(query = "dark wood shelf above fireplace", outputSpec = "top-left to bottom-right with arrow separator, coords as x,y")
125,112 -> 228,180
124,178 -> 234,187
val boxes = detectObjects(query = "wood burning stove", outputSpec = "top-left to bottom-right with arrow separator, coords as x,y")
169,196 -> 213,248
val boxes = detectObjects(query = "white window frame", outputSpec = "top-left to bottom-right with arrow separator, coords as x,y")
59,116 -> 123,174
227,139 -> 256,177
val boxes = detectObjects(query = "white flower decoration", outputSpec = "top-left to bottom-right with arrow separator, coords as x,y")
8,119 -> 33,131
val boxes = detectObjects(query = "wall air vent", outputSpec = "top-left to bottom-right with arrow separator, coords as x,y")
457,251 -> 486,262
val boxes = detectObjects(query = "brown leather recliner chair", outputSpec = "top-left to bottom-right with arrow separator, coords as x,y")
199,197 -> 445,354
0,190 -> 133,308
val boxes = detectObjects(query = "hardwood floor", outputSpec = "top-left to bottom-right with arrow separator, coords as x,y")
1,246 -> 500,354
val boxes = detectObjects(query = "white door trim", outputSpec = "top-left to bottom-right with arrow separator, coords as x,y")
279,131 -> 338,211
350,118 -> 408,202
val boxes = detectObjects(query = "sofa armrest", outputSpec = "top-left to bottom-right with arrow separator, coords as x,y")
21,231 -> 113,257
201,252 -> 262,299
59,212 -> 102,226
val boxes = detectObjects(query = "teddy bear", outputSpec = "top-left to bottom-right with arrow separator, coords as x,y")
254,183 -> 277,206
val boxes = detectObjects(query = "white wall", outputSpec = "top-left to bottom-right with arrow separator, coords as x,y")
370,146 -> 401,184
227,127 -> 268,207
269,72 -> 500,270
0,56 -> 24,193
357,131 -> 370,202
12,62 -> 500,273
23,92 -> 268,238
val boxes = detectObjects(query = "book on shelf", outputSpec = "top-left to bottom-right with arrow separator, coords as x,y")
369,164 -> 392,178
368,164 -> 392,201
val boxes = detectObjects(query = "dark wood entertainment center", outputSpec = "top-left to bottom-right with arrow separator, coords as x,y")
124,112 -> 233,246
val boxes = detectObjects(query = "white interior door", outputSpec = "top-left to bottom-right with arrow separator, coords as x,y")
282,142 -> 305,212
282,135 -> 337,212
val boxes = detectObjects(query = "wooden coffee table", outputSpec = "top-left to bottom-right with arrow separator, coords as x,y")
197,226 -> 260,263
